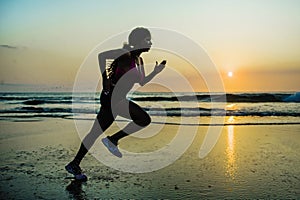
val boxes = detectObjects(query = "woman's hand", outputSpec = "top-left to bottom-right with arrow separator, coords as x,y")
154,60 -> 167,74
141,60 -> 167,86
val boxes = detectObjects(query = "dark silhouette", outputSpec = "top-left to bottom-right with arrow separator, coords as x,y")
65,27 -> 166,179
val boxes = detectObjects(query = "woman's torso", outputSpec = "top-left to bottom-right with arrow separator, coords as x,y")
101,52 -> 142,106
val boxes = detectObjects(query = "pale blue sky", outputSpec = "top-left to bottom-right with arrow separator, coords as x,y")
0,0 -> 300,91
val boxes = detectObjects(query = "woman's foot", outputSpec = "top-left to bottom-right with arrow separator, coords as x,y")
65,161 -> 82,176
65,161 -> 88,181
102,137 -> 122,158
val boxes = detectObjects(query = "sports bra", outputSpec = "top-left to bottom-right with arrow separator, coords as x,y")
113,57 -> 144,84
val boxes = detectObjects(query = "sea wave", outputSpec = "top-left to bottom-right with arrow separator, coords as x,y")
146,107 -> 300,117
130,93 -> 298,103
1,92 -> 299,104
283,92 -> 300,102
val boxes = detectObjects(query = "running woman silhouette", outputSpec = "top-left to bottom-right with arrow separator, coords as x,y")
65,27 -> 166,179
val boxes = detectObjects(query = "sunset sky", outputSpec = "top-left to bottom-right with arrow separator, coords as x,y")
0,0 -> 299,92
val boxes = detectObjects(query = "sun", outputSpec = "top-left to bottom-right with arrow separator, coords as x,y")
228,71 -> 233,77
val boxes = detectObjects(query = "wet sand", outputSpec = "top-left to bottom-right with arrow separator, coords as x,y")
0,118 -> 299,199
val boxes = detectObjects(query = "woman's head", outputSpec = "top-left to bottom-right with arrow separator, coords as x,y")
128,27 -> 152,52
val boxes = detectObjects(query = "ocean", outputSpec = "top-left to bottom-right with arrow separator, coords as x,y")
1,92 -> 299,125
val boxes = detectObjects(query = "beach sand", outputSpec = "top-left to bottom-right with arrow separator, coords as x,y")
0,118 -> 299,199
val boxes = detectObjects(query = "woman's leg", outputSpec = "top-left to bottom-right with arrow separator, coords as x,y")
109,100 -> 151,145
72,106 -> 115,164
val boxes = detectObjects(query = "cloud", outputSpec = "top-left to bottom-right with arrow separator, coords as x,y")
0,45 -> 18,49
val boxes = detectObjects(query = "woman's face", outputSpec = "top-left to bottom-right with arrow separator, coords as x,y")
136,35 -> 152,52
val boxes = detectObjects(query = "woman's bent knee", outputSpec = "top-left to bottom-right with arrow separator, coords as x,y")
135,113 -> 151,127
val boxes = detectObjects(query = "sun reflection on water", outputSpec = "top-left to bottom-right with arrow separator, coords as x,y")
226,116 -> 237,180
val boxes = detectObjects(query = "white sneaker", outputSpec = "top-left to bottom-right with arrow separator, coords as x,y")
102,137 -> 122,158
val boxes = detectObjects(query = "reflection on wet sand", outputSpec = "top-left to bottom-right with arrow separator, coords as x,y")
66,180 -> 87,200
226,116 -> 237,180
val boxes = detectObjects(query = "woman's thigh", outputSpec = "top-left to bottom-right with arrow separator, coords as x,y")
114,100 -> 150,126
96,106 -> 115,131
114,100 -> 147,119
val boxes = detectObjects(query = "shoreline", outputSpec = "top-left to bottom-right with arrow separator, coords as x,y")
2,115 -> 300,124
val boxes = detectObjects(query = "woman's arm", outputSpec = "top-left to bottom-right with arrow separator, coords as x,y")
98,49 -> 130,92
139,60 -> 166,86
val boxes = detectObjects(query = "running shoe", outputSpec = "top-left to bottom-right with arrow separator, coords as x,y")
65,161 -> 82,176
102,137 -> 122,158
75,174 -> 88,181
